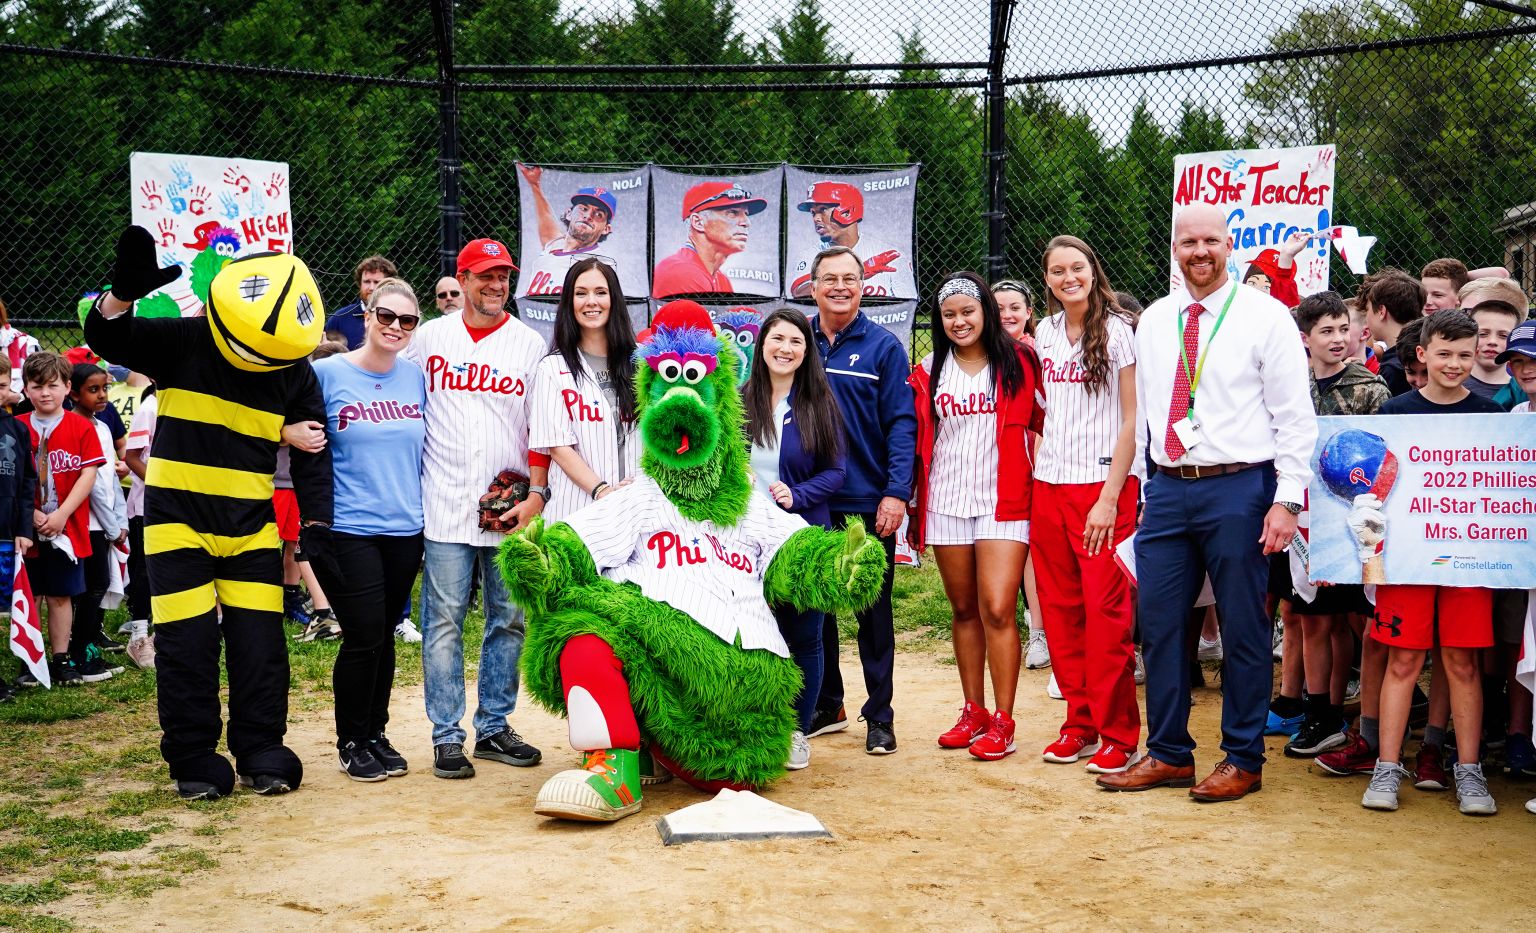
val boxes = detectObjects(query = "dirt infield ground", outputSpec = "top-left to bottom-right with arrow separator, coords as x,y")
50,645 -> 1536,931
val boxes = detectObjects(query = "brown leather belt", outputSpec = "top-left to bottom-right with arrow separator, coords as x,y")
1156,461 -> 1269,480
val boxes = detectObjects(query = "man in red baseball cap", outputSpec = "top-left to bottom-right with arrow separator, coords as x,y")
652,181 -> 766,299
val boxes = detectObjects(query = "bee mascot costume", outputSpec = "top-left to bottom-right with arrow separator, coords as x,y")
86,227 -> 332,800
497,300 -> 885,822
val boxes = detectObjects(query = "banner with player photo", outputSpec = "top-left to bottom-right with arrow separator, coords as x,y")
651,166 -> 783,300
515,298 -> 649,347
784,165 -> 918,300
852,300 -> 920,357
1170,144 -> 1336,298
130,151 -> 292,318
1306,414 -> 1536,587
514,164 -> 650,300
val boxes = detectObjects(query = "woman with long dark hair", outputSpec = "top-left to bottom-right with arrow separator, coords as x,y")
742,307 -> 846,770
530,259 -> 640,522
1030,234 -> 1141,776
909,272 -> 1044,762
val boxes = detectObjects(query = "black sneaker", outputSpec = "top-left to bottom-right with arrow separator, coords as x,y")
15,669 -> 40,689
0,680 -> 15,704
806,704 -> 849,738
77,657 -> 116,683
92,632 -> 126,654
474,729 -> 542,767
338,741 -> 388,782
176,780 -> 225,801
433,742 -> 476,779
1285,718 -> 1348,757
49,655 -> 84,687
865,720 -> 897,755
238,773 -> 293,795
369,734 -> 409,776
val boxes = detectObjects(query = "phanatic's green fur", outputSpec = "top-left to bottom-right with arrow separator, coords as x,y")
497,328 -> 886,787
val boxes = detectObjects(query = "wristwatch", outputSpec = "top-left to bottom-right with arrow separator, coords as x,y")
527,485 -> 551,502
1279,501 -> 1303,515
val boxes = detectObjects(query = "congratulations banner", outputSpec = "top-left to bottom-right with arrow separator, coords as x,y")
650,166 -> 783,299
1306,414 -> 1536,587
1171,144 -> 1335,297
784,165 -> 918,300
514,164 -> 650,300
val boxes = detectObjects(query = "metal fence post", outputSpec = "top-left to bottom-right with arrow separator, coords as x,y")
985,0 -> 1015,283
431,0 -> 462,277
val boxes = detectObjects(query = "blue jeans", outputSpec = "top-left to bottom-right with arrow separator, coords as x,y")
1135,467 -> 1275,773
775,604 -> 823,734
420,539 -> 525,746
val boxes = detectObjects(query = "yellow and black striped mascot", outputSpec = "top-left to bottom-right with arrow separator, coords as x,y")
86,227 -> 332,799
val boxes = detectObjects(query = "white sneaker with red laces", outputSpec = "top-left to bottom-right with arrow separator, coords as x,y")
1084,743 -> 1142,774
1042,732 -> 1101,763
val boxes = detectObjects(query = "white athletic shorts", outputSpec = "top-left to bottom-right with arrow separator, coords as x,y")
924,510 -> 1030,546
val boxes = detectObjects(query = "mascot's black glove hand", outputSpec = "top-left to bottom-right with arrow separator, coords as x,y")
296,523 -> 340,584
109,226 -> 182,303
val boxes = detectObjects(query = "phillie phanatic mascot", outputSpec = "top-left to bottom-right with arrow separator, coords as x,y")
85,227 -> 332,800
497,300 -> 884,822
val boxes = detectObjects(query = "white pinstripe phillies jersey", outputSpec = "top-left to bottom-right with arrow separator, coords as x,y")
1034,313 -> 1136,485
562,475 -> 809,657
926,359 -> 997,518
529,354 -> 640,522
404,311 -> 546,545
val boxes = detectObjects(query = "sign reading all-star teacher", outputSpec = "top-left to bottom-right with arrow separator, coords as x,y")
1306,414 -> 1536,588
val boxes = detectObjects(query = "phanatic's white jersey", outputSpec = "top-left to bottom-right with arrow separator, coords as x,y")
404,311 -> 547,546
529,353 -> 641,522
563,474 -> 810,657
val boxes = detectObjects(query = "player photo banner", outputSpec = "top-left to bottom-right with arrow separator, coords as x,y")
130,151 -> 292,318
785,165 -> 919,300
862,300 -> 919,356
1170,144 -> 1336,297
1306,414 -> 1536,588
515,164 -> 650,300
651,165 -> 783,300
516,298 -> 649,347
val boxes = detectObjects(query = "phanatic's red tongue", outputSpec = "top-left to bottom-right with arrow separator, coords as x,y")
676,432 -> 690,455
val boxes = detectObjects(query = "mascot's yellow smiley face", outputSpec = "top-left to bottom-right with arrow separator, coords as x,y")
206,252 -> 324,372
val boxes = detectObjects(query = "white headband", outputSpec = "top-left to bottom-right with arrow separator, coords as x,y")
937,277 -> 983,304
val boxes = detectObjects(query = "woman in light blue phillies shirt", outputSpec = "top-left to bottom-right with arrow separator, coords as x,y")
311,278 -> 428,784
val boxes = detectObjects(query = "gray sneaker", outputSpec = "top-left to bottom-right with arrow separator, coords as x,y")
1453,762 -> 1497,815
1362,760 -> 1408,811
786,731 -> 811,771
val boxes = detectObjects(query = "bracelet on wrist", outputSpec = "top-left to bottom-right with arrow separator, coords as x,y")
591,481 -> 610,500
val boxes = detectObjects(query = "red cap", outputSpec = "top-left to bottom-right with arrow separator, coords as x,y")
681,182 -> 767,219
638,299 -> 717,343
457,238 -> 518,275
66,346 -> 102,368
798,181 -> 864,223
1246,248 -> 1283,281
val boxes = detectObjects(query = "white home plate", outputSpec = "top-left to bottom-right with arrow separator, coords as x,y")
656,789 -> 831,845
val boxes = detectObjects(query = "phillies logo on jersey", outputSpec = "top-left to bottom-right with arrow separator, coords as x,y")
562,389 -> 604,423
425,355 -> 525,396
647,530 -> 706,569
336,399 -> 425,431
46,449 -> 85,473
703,533 -> 754,573
936,391 -> 996,418
1042,356 -> 1087,384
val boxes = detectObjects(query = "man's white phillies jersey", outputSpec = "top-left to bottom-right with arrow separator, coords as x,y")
519,240 -> 618,297
563,475 -> 810,657
925,359 -> 998,518
404,311 -> 546,545
1033,312 -> 1136,485
529,353 -> 640,522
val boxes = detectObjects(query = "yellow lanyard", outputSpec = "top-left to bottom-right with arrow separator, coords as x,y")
1176,284 -> 1237,413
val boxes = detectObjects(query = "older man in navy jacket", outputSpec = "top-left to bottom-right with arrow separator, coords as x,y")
805,246 -> 918,755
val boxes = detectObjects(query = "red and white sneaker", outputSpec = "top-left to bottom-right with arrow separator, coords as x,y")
1317,732 -> 1376,776
1042,732 -> 1101,763
937,701 -> 992,749
1084,742 -> 1142,774
969,711 -> 1017,761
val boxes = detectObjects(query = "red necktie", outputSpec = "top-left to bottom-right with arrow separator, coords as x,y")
1164,303 -> 1203,460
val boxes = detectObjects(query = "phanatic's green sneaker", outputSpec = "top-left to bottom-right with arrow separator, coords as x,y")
534,748 -> 643,822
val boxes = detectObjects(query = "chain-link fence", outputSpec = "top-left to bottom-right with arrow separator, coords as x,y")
3,0 -> 1534,359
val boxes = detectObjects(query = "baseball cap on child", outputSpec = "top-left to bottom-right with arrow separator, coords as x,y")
457,238 -> 518,275
1495,321 -> 1536,365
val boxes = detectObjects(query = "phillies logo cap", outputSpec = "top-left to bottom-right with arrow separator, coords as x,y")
682,181 -> 768,219
457,237 -> 519,275
797,181 -> 864,223
571,186 -> 618,220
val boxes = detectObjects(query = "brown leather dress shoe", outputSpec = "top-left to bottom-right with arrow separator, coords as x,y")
1095,755 -> 1196,791
1188,761 -> 1262,802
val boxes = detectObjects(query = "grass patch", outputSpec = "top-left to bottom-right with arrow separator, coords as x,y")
0,907 -> 74,932
0,881 -> 67,906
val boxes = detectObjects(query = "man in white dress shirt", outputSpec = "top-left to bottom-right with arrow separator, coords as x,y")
1097,203 -> 1317,802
